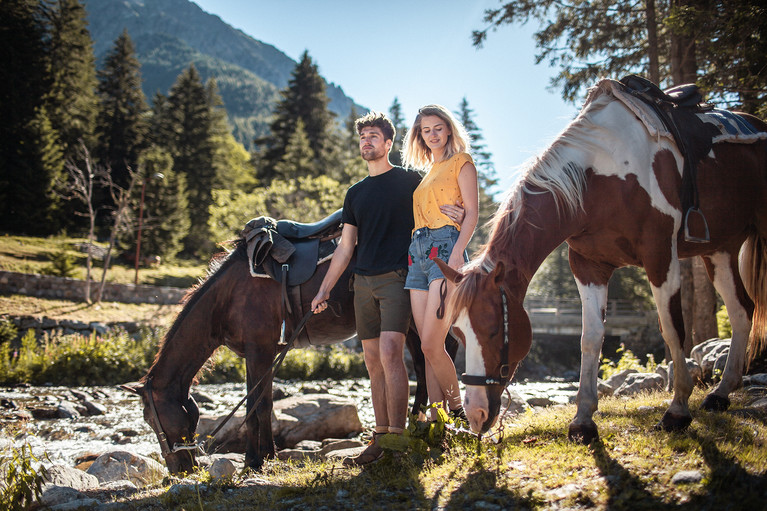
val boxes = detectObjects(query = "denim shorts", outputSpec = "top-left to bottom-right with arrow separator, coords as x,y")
405,225 -> 466,291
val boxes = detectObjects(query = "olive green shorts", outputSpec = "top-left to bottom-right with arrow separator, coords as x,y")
352,268 -> 411,340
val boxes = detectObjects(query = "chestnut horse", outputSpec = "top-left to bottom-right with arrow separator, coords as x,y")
122,234 -> 448,474
440,79 -> 767,441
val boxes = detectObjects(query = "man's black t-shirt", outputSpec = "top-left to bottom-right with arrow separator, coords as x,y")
342,166 -> 421,276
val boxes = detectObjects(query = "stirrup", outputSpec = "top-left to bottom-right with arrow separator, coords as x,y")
684,207 -> 709,243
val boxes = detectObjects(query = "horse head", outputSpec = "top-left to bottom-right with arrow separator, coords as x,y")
438,258 -> 532,434
121,379 -> 200,474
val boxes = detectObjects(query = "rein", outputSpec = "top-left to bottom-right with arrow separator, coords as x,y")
145,307 -> 317,459
461,285 -> 511,387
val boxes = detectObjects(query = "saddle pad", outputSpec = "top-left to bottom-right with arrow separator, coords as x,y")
696,109 -> 767,144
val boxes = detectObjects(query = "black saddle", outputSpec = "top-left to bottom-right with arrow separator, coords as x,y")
620,75 -> 718,242
277,209 -> 343,239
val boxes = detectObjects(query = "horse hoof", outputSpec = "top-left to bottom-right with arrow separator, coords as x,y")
568,422 -> 599,444
654,411 -> 692,432
700,393 -> 730,412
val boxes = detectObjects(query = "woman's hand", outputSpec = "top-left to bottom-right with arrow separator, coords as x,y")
440,201 -> 465,224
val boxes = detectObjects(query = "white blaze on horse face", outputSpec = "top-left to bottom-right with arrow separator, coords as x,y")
455,308 -> 490,429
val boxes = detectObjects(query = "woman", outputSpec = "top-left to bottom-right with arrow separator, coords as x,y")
402,104 -> 479,421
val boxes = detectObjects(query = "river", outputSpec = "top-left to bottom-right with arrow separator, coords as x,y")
0,379 -> 578,467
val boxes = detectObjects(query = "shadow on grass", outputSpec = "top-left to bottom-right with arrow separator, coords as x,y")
441,460 -> 541,510
687,428 -> 767,508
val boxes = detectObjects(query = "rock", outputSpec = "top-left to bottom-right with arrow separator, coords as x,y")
746,373 -> 767,386
208,457 -> 236,479
667,359 -> 703,391
86,450 -> 167,486
43,464 -> 99,491
655,365 -> 668,388
597,379 -> 614,397
605,369 -> 638,390
197,412 -> 247,453
692,339 -> 731,380
613,373 -> 665,396
56,400 -> 82,419
39,486 -> 87,507
500,389 -> 530,415
671,470 -> 703,484
527,397 -> 554,407
271,393 -> 363,448
690,338 -> 729,365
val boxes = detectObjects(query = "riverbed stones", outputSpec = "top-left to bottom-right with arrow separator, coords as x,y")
613,373 -> 665,396
43,464 -> 99,491
85,450 -> 167,485
271,393 -> 363,448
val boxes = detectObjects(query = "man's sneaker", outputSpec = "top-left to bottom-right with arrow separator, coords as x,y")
342,434 -> 384,467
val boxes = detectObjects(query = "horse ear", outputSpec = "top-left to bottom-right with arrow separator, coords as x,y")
492,261 -> 506,285
434,257 -> 464,284
120,382 -> 144,395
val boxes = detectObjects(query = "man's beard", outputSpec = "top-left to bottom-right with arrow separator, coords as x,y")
361,147 -> 385,161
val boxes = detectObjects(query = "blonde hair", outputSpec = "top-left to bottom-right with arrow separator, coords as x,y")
402,104 -> 471,170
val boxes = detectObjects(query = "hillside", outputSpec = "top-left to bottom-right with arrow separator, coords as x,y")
82,0 -> 365,148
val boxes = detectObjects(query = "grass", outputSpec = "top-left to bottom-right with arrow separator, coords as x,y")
79,387 -> 766,510
0,234 -> 207,287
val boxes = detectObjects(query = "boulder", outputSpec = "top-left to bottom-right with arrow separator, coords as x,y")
272,393 -> 363,448
499,389 -> 530,415
613,373 -> 665,396
208,457 -> 237,479
197,412 -> 247,453
43,464 -> 99,491
605,369 -> 638,390
86,450 -> 166,486
666,358 -> 703,391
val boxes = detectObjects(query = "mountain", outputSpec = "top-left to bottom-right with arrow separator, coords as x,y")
82,0 -> 364,149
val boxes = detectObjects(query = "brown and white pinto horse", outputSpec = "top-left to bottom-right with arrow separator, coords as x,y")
441,80 -> 767,441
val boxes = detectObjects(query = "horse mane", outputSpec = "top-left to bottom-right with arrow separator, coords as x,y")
143,238 -> 248,381
451,87 -> 616,316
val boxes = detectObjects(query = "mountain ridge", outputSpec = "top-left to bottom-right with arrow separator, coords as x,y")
83,0 -> 365,148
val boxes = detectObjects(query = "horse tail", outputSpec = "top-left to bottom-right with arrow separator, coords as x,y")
741,230 -> 767,364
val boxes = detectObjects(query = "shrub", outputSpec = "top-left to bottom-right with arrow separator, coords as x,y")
43,246 -> 77,278
277,345 -> 366,380
0,442 -> 48,511
599,344 -> 657,380
716,305 -> 732,339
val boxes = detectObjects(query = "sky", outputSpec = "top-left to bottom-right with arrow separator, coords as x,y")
191,0 -> 580,197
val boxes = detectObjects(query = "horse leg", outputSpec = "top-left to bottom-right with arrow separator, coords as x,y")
700,251 -> 751,411
244,341 -> 277,470
568,251 -> 612,444
647,253 -> 694,432
405,326 -> 427,416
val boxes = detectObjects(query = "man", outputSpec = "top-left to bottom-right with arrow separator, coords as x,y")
311,111 -> 461,466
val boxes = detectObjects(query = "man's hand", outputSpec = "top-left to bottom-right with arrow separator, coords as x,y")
311,291 -> 329,313
440,200 -> 466,225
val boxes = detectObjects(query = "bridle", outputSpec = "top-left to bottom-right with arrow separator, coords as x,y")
460,284 -> 512,387
143,377 -> 202,458
141,307 -> 317,460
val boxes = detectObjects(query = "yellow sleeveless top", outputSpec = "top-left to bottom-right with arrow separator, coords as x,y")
412,152 -> 473,232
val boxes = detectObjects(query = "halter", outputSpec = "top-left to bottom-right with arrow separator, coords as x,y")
461,285 -> 511,387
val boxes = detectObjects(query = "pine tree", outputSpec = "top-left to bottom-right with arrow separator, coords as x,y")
160,65 -> 218,256
455,97 -> 498,255
388,97 -> 407,167
45,0 -> 98,160
256,51 -> 338,182
0,0 -> 63,233
135,146 -> 189,261
95,29 -> 148,189
273,118 -> 316,180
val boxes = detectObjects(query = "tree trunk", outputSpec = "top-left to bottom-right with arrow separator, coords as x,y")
680,258 -> 694,357
646,0 -> 660,84
692,257 -> 718,345
670,0 -> 697,84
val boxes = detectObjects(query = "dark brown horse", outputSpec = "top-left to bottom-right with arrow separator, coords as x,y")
122,233 -> 447,474
440,79 -> 767,441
